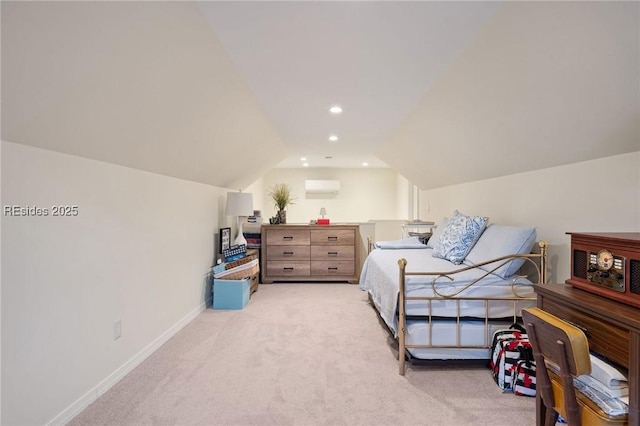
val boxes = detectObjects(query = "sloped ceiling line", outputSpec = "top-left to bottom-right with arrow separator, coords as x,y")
2,1 -> 638,190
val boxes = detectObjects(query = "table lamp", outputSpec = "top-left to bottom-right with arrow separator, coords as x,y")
317,207 -> 330,225
225,191 -> 254,246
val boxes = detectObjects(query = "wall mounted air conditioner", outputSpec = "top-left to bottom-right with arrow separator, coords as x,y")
304,180 -> 340,194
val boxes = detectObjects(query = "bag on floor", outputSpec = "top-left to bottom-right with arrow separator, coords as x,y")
494,338 -> 532,390
490,323 -> 535,393
512,357 -> 537,397
490,323 -> 527,371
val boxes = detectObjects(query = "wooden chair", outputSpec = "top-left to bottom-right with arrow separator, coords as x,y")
522,307 -> 628,426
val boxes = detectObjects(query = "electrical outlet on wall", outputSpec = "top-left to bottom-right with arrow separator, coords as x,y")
113,320 -> 122,340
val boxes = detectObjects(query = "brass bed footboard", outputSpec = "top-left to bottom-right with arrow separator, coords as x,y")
396,241 -> 548,375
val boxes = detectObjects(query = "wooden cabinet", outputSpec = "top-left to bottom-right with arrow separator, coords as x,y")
534,283 -> 640,425
261,224 -> 359,283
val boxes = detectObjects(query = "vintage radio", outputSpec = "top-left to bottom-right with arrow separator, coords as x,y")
566,232 -> 640,308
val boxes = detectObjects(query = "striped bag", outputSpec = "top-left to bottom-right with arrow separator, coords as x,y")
490,324 -> 534,392
512,357 -> 537,397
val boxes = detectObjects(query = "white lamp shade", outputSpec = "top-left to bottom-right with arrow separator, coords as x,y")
226,192 -> 253,247
225,192 -> 253,217
319,208 -> 327,217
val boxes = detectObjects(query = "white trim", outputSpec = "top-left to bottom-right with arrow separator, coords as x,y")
46,302 -> 207,426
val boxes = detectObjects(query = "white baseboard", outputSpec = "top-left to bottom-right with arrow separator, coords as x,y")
47,302 -> 207,426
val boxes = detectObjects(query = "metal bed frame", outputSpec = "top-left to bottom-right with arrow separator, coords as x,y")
366,237 -> 548,375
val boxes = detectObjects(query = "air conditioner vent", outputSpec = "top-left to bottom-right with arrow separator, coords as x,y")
304,180 -> 340,194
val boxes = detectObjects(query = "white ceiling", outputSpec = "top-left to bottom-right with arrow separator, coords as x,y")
197,1 -> 502,169
3,1 -> 637,190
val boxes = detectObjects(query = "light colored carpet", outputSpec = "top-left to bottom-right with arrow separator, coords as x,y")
69,284 -> 535,426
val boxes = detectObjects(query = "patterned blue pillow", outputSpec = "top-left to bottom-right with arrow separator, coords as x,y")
432,210 -> 488,265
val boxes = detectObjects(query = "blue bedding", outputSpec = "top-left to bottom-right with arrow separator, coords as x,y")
359,247 -> 534,336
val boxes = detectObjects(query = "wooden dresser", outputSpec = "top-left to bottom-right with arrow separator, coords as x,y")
261,224 -> 359,283
534,283 -> 640,426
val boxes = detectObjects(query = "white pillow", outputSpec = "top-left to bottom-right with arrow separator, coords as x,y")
464,224 -> 537,279
425,217 -> 449,249
432,210 -> 488,265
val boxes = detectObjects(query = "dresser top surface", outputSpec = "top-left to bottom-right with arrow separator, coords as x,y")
535,283 -> 640,330
567,232 -> 640,243
262,224 -> 358,229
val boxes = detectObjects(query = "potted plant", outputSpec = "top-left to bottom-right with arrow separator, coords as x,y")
268,183 -> 296,224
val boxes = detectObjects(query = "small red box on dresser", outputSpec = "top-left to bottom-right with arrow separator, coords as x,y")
566,232 -> 640,308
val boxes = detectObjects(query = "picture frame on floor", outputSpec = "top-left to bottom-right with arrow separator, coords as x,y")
219,227 -> 231,253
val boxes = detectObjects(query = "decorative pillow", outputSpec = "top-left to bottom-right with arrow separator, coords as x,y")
464,224 -> 537,279
432,210 -> 488,265
425,217 -> 449,249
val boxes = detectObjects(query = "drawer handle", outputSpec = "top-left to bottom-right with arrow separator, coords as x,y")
328,251 -> 338,256
283,267 -> 294,272
328,267 -> 339,271
283,251 -> 294,256
327,236 -> 338,241
283,236 -> 294,241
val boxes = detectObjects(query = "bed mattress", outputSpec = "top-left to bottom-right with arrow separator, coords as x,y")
359,247 -> 535,335
404,320 -> 515,360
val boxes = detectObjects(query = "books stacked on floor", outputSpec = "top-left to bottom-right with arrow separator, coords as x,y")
573,353 -> 629,416
243,210 -> 262,249
244,233 -> 261,249
222,244 -> 247,262
246,210 -> 261,224
212,245 -> 259,280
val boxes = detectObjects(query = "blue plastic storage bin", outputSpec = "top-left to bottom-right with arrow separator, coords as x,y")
213,278 -> 250,310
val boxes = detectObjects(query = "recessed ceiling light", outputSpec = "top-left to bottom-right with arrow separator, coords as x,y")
300,157 -> 307,161
303,162 -> 309,167
328,135 -> 338,142
329,105 -> 343,114
362,162 -> 369,167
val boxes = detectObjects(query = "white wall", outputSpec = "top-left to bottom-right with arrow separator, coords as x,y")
244,176 -> 266,218
1,141 -> 225,425
261,168 -> 405,224
381,1 -> 639,190
2,2 -> 288,191
396,174 -> 410,220
420,152 -> 640,284
261,168 -> 409,274
2,147 -> 636,425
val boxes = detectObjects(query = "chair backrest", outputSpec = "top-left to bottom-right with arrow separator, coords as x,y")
522,307 -> 592,425
522,307 -> 591,375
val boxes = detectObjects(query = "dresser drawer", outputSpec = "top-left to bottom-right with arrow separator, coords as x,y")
266,245 -> 310,261
310,245 -> 354,260
311,261 -> 355,276
266,228 -> 310,246
540,298 -> 629,368
310,229 -> 355,245
266,261 -> 310,277
261,224 -> 360,283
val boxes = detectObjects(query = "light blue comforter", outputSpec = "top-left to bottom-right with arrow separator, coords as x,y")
359,247 -> 534,336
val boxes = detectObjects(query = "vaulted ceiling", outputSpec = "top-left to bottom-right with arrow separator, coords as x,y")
196,1 -> 501,169
2,1 -> 638,190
